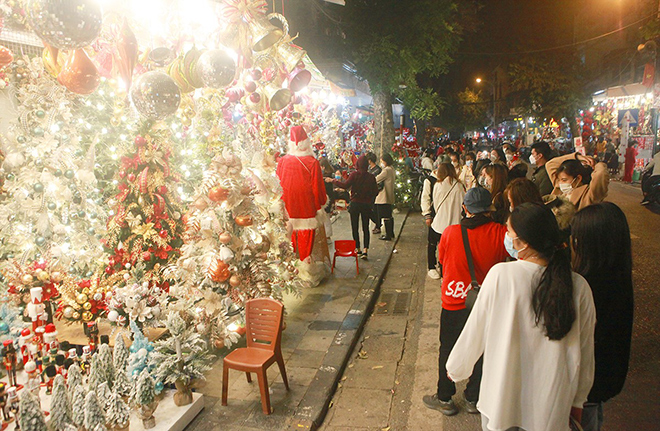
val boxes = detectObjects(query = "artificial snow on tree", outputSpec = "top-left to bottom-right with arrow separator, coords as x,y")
67,363 -> 83,396
71,384 -> 86,429
84,391 -> 105,431
0,57 -> 106,276
0,302 -> 27,342
113,333 -> 129,371
49,374 -> 73,431
96,382 -> 112,411
18,390 -> 47,431
88,354 -> 104,389
114,368 -> 131,399
96,343 -> 115,388
150,311 -> 214,406
134,368 -> 158,429
107,390 -> 130,431
127,320 -> 155,379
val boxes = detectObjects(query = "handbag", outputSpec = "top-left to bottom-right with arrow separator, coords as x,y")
461,224 -> 480,310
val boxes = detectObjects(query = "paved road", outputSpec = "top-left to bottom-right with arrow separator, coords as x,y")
320,181 -> 660,431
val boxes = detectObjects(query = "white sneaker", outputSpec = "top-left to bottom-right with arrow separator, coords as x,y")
427,269 -> 441,279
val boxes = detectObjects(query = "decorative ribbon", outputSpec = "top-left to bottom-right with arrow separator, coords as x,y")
138,166 -> 149,194
222,0 -> 268,23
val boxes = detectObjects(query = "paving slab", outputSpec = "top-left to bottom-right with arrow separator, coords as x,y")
325,387 -> 392,428
343,359 -> 398,389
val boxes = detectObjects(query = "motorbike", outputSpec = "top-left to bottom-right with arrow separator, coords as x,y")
641,163 -> 660,205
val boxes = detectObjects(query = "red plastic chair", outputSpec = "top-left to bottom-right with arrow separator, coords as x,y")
222,298 -> 289,415
332,240 -> 359,275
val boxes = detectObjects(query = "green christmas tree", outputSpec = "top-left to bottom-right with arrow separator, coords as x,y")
67,363 -> 83,398
84,391 -> 105,431
96,343 -> 115,388
70,384 -> 86,428
113,334 -> 129,371
48,375 -> 73,431
107,390 -> 130,430
88,354 -> 104,389
134,368 -> 156,407
18,390 -> 47,431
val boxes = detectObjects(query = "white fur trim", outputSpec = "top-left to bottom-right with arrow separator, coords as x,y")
289,217 -> 320,230
288,139 -> 314,157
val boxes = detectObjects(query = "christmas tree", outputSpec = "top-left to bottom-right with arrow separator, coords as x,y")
96,382 -> 112,411
88,354 -> 104,389
71,384 -> 86,428
0,58 -> 106,276
150,311 -> 214,388
84,391 -> 105,431
135,368 -> 156,407
127,320 -> 155,379
96,343 -> 115,388
67,363 -> 83,396
102,123 -> 186,288
107,390 -> 130,430
49,374 -> 73,431
113,333 -> 129,371
18,390 -> 47,431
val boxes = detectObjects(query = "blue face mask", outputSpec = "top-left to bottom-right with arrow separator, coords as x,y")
335,174 -> 341,180
504,232 -> 518,259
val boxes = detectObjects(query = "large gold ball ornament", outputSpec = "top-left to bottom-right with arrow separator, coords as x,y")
82,288 -> 90,295
51,271 -> 62,283
234,215 -> 253,227
130,71 -> 182,120
22,274 -> 34,284
63,307 -> 74,318
36,270 -> 50,282
82,302 -> 92,310
229,275 -> 241,287
72,311 -> 81,320
82,311 -> 93,321
76,293 -> 88,304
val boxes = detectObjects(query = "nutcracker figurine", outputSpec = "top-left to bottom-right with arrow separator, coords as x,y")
62,358 -> 73,378
80,346 -> 91,375
28,334 -> 43,373
6,388 -> 18,429
2,341 -> 17,388
43,323 -> 58,353
0,382 -> 9,424
18,328 -> 31,365
27,287 -> 46,332
43,358 -> 57,395
87,321 -> 99,353
55,354 -> 65,376
24,360 -> 40,398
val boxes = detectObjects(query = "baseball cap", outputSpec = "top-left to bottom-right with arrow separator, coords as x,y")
464,187 -> 494,214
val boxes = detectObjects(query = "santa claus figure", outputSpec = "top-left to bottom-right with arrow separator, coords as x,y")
277,125 -> 328,263
43,323 -> 58,355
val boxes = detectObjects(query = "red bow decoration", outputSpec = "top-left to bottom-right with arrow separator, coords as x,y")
121,154 -> 139,171
150,245 -> 173,260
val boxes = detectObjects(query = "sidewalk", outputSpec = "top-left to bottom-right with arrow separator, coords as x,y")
319,213 -> 481,431
184,209 -> 408,431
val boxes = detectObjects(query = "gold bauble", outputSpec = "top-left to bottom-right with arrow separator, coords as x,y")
110,117 -> 121,127
51,271 -> 62,283
63,306 -> 74,318
82,311 -> 93,321
82,302 -> 92,310
22,274 -> 34,284
72,311 -> 81,320
219,232 -> 232,244
82,287 -> 90,295
229,275 -> 241,287
76,293 -> 88,304
36,271 -> 50,282
181,117 -> 192,127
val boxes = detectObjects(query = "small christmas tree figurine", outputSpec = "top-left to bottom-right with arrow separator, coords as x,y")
96,382 -> 112,411
107,390 -> 130,431
113,335 -> 129,372
71,384 -> 86,429
49,374 -> 73,431
84,391 -> 105,431
67,363 -> 83,396
88,354 -> 104,389
114,368 -> 131,399
151,311 -> 214,406
18,390 -> 47,431
135,368 -> 158,429
127,320 -> 154,379
96,344 -> 115,388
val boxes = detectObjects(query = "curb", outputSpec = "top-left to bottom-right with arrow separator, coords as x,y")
289,209 -> 412,431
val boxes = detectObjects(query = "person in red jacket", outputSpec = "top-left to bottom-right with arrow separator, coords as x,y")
424,187 -> 509,416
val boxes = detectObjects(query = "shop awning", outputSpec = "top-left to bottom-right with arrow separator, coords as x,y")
593,83 -> 651,102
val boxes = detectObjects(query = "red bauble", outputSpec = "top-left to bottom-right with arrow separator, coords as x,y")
158,186 -> 167,195
0,46 -> 13,69
249,93 -> 261,104
105,267 -> 113,274
245,81 -> 257,93
142,251 -> 152,261
208,186 -> 230,202
127,173 -> 136,182
234,215 -> 253,227
250,69 -> 263,81
159,230 -> 168,238
135,135 -> 147,147
57,49 -> 100,95
118,170 -> 126,178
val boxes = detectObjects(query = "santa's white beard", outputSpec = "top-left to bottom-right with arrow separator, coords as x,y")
288,139 -> 314,157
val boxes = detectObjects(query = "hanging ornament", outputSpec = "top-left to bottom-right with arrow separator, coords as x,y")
195,49 -> 236,89
130,71 -> 181,120
208,186 -> 230,202
234,215 -> 253,227
219,232 -> 232,244
249,14 -> 284,52
115,20 -> 138,89
57,48 -> 100,95
263,83 -> 291,111
209,259 -> 231,283
288,67 -> 312,93
0,46 -> 14,69
26,0 -> 103,50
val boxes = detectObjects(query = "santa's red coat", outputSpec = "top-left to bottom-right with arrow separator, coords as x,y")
277,154 -> 327,231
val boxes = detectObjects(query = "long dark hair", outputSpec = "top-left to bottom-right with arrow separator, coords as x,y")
510,202 -> 575,340
557,159 -> 593,184
436,162 -> 459,184
571,202 -> 633,296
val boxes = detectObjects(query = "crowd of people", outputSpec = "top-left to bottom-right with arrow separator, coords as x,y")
416,140 -> 633,431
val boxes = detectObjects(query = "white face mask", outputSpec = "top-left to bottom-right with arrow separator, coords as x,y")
505,154 -> 513,162
529,154 -> 536,165
466,160 -> 473,167
452,162 -> 459,169
559,182 -> 573,194
490,155 -> 498,162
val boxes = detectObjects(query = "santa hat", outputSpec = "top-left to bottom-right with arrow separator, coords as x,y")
20,328 -> 31,338
288,125 -> 313,156
44,323 -> 57,337
290,125 -> 308,144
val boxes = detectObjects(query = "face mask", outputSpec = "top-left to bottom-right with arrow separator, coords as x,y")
559,182 -> 573,195
528,154 -> 536,165
478,176 -> 487,188
505,154 -> 513,162
335,174 -> 341,180
466,160 -> 473,167
504,232 -> 518,259
490,155 -> 498,162
452,162 -> 459,169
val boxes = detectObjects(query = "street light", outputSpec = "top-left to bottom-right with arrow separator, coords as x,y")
475,78 -> 496,126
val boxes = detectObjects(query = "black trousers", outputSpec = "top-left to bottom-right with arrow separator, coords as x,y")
349,202 -> 372,249
375,203 -> 394,238
437,308 -> 483,402
427,227 -> 441,271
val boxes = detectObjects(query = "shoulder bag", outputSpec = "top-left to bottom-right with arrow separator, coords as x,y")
461,224 -> 480,310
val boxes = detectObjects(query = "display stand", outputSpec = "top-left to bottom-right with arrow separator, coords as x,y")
54,320 -> 167,347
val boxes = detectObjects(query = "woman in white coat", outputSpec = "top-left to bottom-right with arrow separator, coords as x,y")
430,163 -> 466,276
447,202 -> 596,431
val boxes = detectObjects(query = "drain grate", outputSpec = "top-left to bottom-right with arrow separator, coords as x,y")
375,291 -> 411,316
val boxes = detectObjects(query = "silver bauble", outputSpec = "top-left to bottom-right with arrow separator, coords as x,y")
195,49 -> 236,88
26,0 -> 102,50
130,71 -> 181,120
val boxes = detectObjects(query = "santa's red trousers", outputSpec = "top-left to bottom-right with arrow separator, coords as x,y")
292,229 -> 315,261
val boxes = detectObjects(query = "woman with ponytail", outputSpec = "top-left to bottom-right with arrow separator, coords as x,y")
446,203 -> 596,431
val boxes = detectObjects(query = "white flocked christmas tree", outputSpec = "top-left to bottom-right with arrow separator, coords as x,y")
18,390 -> 47,431
67,363 -> 83,397
71,384 -> 86,429
84,391 -> 105,431
49,374 -> 73,431
107,390 -> 130,430
96,343 -> 115,388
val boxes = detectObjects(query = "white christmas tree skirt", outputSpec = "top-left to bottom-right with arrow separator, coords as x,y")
1,369 -> 204,431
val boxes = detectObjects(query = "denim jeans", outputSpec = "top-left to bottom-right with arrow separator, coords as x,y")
581,402 -> 604,431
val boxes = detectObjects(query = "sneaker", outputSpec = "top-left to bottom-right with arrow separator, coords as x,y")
463,393 -> 479,414
360,250 -> 368,260
379,235 -> 392,241
422,394 -> 458,416
355,249 -> 363,256
427,269 -> 441,279
372,228 -> 381,234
